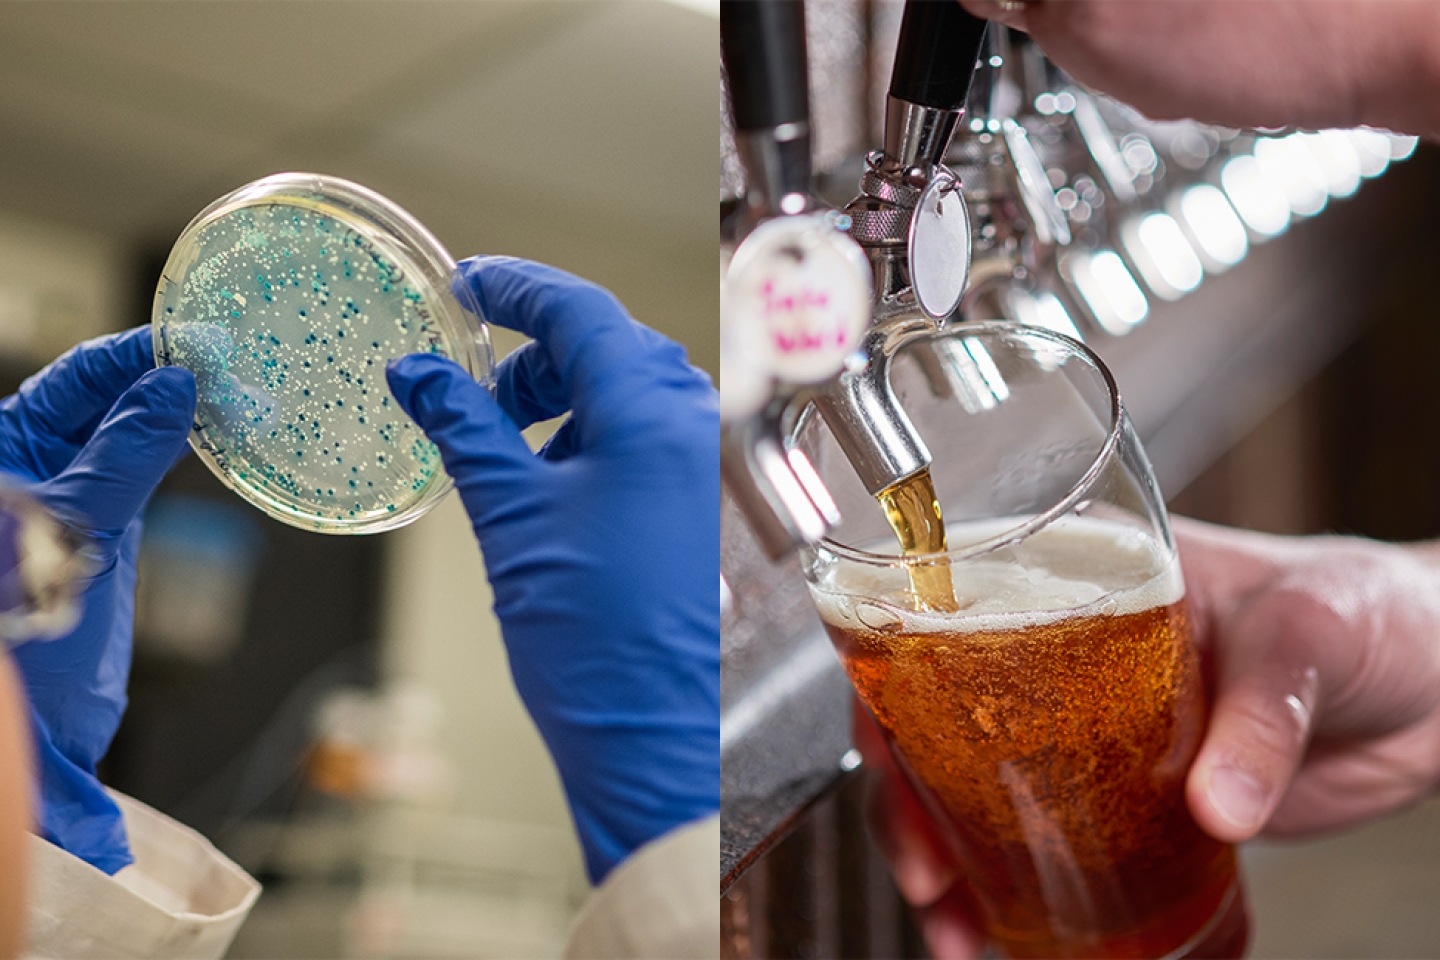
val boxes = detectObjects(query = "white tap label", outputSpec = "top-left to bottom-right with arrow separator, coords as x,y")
724,215 -> 871,385
719,254 -> 773,423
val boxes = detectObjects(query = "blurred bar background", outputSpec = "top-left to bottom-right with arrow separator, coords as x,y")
721,1 -> 1440,957
0,2 -> 716,957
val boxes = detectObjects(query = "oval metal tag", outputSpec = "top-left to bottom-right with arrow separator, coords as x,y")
724,214 -> 872,385
907,170 -> 972,322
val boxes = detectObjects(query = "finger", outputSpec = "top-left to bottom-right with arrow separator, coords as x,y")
858,705 -> 986,957
0,326 -> 156,479
35,367 -> 195,537
1171,516 -> 1288,681
916,884 -> 989,960
536,417 -> 581,463
869,761 -> 959,908
460,257 -> 696,424
1186,586 -> 1327,843
1263,722 -> 1440,837
855,703 -> 956,907
386,354 -> 537,496
492,339 -> 569,430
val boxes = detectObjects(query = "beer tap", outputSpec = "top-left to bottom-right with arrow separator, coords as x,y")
1084,102 -> 1215,304
723,0 -> 811,232
995,33 -> 1160,334
944,27 -> 1079,334
810,0 -> 988,498
719,0 -> 871,561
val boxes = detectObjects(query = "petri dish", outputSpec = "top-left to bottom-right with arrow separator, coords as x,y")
153,172 -> 493,534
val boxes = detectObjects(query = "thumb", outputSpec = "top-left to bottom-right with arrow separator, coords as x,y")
386,354 -> 538,510
37,367 -> 196,536
1186,585 -> 1325,843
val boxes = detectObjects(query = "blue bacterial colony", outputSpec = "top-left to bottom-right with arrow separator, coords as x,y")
156,202 -> 451,528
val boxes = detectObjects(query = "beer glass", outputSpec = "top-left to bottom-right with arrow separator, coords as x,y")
794,323 -> 1249,959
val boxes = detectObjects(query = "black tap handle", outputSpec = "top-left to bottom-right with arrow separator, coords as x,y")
721,0 -> 809,132
888,0 -> 989,111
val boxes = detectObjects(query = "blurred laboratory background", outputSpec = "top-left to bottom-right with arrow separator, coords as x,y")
0,2 -> 715,957
721,2 -> 1440,958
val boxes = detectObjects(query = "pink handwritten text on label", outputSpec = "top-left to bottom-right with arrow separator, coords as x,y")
758,277 -> 854,356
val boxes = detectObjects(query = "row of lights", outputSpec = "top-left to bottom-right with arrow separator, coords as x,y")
923,122 -> 1419,473
1063,126 -> 1417,337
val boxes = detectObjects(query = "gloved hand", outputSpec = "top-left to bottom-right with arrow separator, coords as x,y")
387,257 -> 718,884
3,327 -> 196,875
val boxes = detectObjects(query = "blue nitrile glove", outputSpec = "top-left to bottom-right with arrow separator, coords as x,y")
386,257 -> 718,884
2,327 -> 196,875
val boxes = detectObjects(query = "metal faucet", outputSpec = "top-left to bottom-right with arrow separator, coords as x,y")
719,0 -> 868,561
1001,32 -> 1221,323
945,27 -> 1078,330
950,30 -> 1155,336
809,0 -> 989,496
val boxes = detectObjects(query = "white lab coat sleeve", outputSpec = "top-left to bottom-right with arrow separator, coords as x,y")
563,814 -> 718,960
24,789 -> 260,960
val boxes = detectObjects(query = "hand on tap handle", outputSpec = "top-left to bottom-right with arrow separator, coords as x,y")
875,0 -> 989,182
959,0 -> 1440,138
891,0 -> 990,113
863,515 -> 1440,957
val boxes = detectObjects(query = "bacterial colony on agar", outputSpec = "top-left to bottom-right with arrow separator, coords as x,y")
155,198 -> 464,532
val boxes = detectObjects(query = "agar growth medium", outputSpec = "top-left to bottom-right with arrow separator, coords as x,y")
153,173 -> 493,534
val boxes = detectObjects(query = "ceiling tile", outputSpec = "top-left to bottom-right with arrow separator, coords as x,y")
372,2 -> 716,240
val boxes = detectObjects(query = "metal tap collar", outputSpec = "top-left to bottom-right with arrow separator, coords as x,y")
845,150 -> 973,320
859,162 -> 923,208
846,93 -> 967,249
880,96 -> 964,182
845,151 -> 946,248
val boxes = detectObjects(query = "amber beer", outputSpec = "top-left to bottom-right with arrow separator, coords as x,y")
812,517 -> 1248,959
876,466 -> 958,612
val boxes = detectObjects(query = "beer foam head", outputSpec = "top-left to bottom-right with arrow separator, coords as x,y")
810,515 -> 1184,635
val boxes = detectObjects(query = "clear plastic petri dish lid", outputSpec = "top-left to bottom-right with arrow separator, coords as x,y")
153,172 -> 494,534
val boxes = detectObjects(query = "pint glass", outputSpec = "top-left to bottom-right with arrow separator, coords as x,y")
795,323 -> 1249,959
